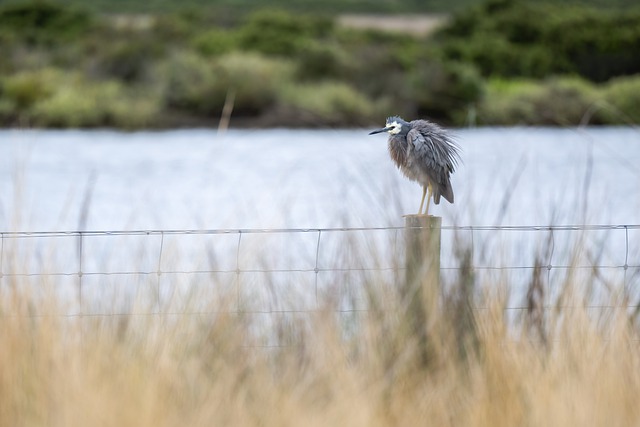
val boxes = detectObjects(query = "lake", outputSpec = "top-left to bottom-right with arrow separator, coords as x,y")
1,127 -> 639,231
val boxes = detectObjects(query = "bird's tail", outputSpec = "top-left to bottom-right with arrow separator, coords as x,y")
435,181 -> 454,204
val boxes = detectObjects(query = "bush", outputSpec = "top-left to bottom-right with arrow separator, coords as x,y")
478,77 -> 604,126
475,78 -> 540,125
192,29 -> 237,57
215,53 -> 293,116
601,74 -> 640,124
277,81 -> 381,126
162,52 -> 292,117
545,7 -> 640,82
437,0 -> 640,82
442,36 -> 558,78
31,74 -> 159,128
294,40 -> 353,81
534,78 -> 603,125
237,9 -> 333,56
161,53 -> 217,115
0,1 -> 93,45
1,68 -> 57,109
410,60 -> 484,123
92,37 -> 165,83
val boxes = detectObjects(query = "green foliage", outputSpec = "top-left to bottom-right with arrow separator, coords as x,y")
215,52 -> 293,116
151,9 -> 220,42
192,29 -> 237,57
93,37 -> 166,83
1,68 -> 57,109
31,74 -> 159,128
162,52 -> 292,117
161,53 -> 220,116
7,0 -> 638,15
0,68 -> 159,128
0,0 -> 93,44
0,0 -> 638,128
279,81 -> 380,126
294,41 -> 353,81
441,36 -> 558,79
237,9 -> 333,56
477,77 -> 605,125
410,60 -> 485,122
545,8 -> 640,82
601,75 -> 640,123
437,0 -> 640,82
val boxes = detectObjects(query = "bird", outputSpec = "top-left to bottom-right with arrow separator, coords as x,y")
369,116 -> 461,216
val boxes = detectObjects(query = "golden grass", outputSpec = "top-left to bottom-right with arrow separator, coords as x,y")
1,250 -> 640,427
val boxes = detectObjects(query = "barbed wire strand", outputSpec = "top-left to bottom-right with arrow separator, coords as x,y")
1,224 -> 640,239
0,224 -> 637,320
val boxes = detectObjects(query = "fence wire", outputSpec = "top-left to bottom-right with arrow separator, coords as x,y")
0,224 -> 639,317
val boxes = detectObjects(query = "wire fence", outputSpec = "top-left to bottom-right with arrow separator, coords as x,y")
1,224 -> 639,317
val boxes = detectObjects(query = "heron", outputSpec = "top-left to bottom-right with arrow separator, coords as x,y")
369,116 -> 461,216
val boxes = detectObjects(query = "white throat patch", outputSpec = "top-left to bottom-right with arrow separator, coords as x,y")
387,121 -> 402,135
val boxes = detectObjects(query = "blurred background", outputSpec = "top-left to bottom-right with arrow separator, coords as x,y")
0,0 -> 639,129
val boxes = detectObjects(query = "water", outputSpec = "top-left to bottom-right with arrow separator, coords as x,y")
1,127 -> 639,315
1,127 -> 639,230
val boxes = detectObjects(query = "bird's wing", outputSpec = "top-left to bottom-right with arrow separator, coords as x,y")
406,128 -> 449,186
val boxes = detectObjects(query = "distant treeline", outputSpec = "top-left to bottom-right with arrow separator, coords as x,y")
0,0 -> 636,14
0,0 -> 638,128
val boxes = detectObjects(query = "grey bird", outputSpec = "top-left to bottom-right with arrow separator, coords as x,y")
369,116 -> 461,216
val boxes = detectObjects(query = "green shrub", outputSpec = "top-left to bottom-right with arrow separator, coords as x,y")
214,52 -> 293,116
476,78 -> 539,125
151,9 -> 216,43
478,77 -> 604,125
545,7 -> 640,82
538,78 -> 605,125
278,81 -> 380,126
161,53 -> 220,115
0,1 -> 93,44
0,97 -> 17,124
601,74 -> 640,124
162,52 -> 292,117
294,40 -> 353,81
2,68 -> 58,109
31,74 -> 159,128
93,37 -> 165,83
237,9 -> 333,56
437,0 -> 640,82
442,36 -> 559,78
192,29 -> 237,57
410,60 -> 484,123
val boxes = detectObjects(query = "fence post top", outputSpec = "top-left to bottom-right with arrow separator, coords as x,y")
404,215 -> 442,229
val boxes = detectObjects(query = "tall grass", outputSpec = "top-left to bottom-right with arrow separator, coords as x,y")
2,229 -> 640,426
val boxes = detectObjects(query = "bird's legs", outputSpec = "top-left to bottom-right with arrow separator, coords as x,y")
417,184 -> 434,215
425,184 -> 433,216
418,186 -> 427,215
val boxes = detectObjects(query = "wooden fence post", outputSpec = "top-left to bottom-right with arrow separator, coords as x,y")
403,215 -> 442,366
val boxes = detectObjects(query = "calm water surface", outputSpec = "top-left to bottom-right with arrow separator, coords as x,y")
1,127 -> 638,231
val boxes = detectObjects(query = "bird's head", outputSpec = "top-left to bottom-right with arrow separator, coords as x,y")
369,116 -> 410,136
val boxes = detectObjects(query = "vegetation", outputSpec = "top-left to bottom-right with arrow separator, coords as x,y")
2,233 -> 640,426
1,0 -> 636,14
438,0 -> 640,82
0,0 -> 639,128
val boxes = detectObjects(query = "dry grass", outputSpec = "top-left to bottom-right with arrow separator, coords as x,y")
1,242 -> 640,427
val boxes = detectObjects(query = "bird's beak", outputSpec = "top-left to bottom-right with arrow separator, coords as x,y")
368,126 -> 392,135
